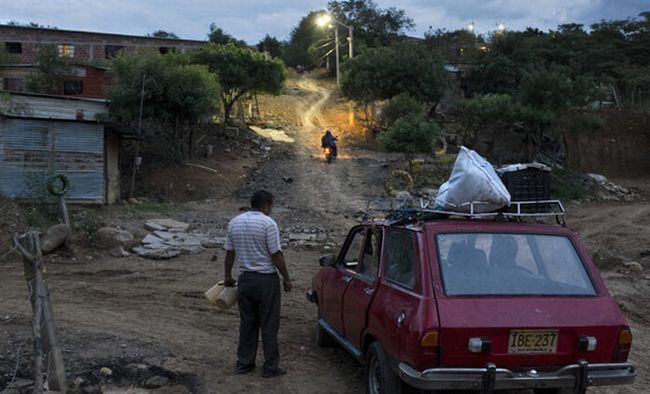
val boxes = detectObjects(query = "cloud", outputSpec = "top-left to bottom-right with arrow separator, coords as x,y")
0,0 -> 646,43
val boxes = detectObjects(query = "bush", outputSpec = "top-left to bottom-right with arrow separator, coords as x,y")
381,93 -> 422,127
379,113 -> 442,153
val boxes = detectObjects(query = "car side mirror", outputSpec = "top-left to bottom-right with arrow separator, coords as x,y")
319,255 -> 336,267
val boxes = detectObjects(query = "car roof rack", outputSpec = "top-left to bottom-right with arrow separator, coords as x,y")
366,199 -> 566,227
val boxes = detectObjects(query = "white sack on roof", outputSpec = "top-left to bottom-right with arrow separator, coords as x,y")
435,146 -> 511,213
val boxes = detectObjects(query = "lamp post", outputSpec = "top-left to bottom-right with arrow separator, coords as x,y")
316,13 -> 354,88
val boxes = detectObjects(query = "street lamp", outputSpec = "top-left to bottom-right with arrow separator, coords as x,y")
467,21 -> 475,33
316,12 -> 353,88
497,20 -> 506,33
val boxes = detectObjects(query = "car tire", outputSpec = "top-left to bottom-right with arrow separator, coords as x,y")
365,342 -> 403,394
316,309 -> 336,348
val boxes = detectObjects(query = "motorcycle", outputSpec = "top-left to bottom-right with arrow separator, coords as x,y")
324,146 -> 336,163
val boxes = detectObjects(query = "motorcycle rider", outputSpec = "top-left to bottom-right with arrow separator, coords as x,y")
321,129 -> 338,157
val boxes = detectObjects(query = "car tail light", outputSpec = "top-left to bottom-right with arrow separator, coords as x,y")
420,331 -> 439,356
614,327 -> 632,362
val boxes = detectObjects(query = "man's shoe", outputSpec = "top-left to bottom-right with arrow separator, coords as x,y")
235,363 -> 256,374
262,367 -> 287,378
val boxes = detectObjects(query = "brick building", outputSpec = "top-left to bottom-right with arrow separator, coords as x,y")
0,24 -> 207,98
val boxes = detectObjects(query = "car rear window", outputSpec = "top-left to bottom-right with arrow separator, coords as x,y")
436,233 -> 596,296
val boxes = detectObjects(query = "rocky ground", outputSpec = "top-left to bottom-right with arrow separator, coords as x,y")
1,73 -> 650,394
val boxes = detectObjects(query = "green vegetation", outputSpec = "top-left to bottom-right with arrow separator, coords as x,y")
342,43 -> 446,108
26,44 -> 72,94
379,113 -> 442,154
257,34 -> 284,59
207,24 -> 248,47
109,53 -> 220,162
328,0 -> 414,48
381,93 -> 422,127
191,43 -> 287,124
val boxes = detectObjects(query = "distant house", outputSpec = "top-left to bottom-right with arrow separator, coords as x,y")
0,92 -> 128,203
0,24 -> 207,98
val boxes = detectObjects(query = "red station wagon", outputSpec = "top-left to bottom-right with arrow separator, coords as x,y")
307,202 -> 636,394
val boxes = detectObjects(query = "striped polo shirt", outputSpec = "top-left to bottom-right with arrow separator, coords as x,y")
225,211 -> 282,274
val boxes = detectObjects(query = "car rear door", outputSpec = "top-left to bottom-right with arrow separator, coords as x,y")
342,226 -> 382,347
320,226 -> 366,335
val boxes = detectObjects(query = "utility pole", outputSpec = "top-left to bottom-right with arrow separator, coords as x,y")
129,74 -> 146,199
348,26 -> 353,59
334,26 -> 341,88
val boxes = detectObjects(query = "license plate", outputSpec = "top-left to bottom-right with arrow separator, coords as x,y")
508,330 -> 559,353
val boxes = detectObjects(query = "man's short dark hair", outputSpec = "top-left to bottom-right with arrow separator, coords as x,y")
251,190 -> 274,209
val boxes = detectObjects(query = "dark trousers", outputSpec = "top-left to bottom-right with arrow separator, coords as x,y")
236,271 -> 281,373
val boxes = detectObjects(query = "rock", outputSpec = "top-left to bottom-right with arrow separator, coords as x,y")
624,261 -> 643,272
133,246 -> 181,260
289,233 -> 316,242
100,366 -> 113,376
586,173 -> 608,184
282,176 -> 294,183
40,223 -> 71,254
201,238 -> 226,248
108,246 -> 130,258
145,375 -> 170,389
145,218 -> 190,232
94,227 -> 134,250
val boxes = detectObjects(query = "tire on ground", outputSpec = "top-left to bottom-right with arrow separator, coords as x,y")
384,170 -> 414,197
365,341 -> 403,394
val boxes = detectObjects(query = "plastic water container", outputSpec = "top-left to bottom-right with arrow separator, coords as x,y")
205,281 -> 238,310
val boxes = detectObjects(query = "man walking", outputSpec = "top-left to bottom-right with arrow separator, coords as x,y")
223,190 -> 292,378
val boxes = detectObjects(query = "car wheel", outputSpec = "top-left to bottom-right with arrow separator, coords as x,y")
316,309 -> 336,348
365,342 -> 402,394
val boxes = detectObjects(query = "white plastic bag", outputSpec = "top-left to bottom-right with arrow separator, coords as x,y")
435,146 -> 511,213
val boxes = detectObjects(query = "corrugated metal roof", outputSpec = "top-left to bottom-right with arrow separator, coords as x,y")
0,118 -> 105,203
1,92 -> 109,122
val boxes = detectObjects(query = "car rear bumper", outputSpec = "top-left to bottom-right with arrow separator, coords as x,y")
399,361 -> 635,393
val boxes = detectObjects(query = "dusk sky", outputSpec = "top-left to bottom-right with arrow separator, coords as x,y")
0,0 -> 647,43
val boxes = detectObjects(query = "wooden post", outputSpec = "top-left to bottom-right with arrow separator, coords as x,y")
15,232 -> 67,394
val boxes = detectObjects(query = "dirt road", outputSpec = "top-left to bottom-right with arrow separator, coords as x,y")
1,75 -> 649,394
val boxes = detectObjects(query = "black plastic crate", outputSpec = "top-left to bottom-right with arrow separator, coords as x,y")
498,164 -> 551,202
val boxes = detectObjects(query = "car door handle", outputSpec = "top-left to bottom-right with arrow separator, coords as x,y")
397,312 -> 406,327
363,287 -> 375,296
342,276 -> 352,283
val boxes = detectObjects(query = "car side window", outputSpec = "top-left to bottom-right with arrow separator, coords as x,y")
341,229 -> 365,270
384,230 -> 416,289
358,227 -> 382,279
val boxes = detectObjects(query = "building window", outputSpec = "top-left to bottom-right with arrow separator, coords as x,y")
2,78 -> 25,91
4,42 -> 22,54
104,45 -> 123,59
58,44 -> 75,58
63,80 -> 83,95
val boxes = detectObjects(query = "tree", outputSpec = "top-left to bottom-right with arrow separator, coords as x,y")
26,44 -> 72,94
342,42 -> 447,111
191,43 -> 287,124
379,113 -> 442,153
149,30 -> 179,39
328,0 -> 414,48
381,93 -> 422,127
109,53 -> 220,161
257,34 -> 284,59
207,24 -> 248,47
283,10 -> 331,67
